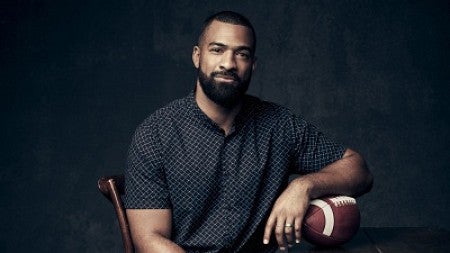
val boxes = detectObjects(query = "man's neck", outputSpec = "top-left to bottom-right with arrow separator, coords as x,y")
194,83 -> 243,135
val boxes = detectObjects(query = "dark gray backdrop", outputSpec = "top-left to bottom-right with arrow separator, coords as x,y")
1,0 -> 449,252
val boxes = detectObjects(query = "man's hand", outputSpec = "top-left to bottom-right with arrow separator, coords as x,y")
262,149 -> 373,251
263,179 -> 312,251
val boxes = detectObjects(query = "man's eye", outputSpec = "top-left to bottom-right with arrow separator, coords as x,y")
210,48 -> 222,53
237,52 -> 250,59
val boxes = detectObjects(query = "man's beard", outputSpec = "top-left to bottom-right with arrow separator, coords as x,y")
198,68 -> 251,109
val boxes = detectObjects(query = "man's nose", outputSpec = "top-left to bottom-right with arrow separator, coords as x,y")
220,51 -> 237,71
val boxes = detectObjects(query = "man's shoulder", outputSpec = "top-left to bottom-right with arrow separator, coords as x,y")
131,95 -> 192,141
141,95 -> 190,124
246,95 -> 294,121
244,95 -> 311,134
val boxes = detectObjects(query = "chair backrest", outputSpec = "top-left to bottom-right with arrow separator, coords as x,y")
98,175 -> 134,253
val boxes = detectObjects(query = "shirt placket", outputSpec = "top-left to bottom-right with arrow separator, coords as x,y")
220,134 -> 238,247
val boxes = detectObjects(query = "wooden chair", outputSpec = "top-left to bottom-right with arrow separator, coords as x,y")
98,175 -> 134,253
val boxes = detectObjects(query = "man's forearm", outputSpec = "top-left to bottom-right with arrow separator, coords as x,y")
133,234 -> 186,253
293,148 -> 373,199
127,209 -> 185,253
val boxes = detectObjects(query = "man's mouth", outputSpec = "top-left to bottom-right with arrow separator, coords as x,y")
213,72 -> 238,82
215,75 -> 235,81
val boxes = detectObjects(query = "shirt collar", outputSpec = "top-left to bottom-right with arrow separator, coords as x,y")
186,91 -> 258,136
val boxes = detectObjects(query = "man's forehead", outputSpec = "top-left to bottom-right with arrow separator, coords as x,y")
201,20 -> 254,49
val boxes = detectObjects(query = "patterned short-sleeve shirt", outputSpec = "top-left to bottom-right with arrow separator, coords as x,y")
125,92 -> 345,253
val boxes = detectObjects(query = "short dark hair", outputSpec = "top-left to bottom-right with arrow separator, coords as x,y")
198,11 -> 257,53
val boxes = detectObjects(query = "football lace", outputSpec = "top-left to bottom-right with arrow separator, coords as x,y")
329,196 -> 356,207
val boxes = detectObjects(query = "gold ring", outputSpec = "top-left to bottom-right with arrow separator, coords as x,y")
285,224 -> 293,227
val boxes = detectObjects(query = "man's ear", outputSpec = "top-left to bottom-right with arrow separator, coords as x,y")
192,46 -> 200,69
252,56 -> 257,72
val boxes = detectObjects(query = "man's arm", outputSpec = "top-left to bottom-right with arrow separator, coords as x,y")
297,148 -> 373,198
263,148 -> 373,250
127,209 -> 186,253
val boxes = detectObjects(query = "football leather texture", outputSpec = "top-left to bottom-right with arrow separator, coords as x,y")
302,196 -> 360,247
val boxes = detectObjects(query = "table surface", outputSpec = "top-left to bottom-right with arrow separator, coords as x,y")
278,227 -> 450,253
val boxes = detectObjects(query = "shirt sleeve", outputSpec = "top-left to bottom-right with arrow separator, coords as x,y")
124,117 -> 171,209
291,115 -> 346,174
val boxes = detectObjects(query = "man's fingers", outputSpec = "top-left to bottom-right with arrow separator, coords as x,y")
294,217 -> 302,244
274,219 -> 287,251
263,215 -> 275,245
264,214 -> 289,251
284,218 -> 295,246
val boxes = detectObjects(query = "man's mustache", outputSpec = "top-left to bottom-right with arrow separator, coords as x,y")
211,71 -> 240,81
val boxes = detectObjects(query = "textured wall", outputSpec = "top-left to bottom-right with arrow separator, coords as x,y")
1,0 -> 449,252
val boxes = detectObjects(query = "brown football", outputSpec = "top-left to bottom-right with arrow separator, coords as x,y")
302,195 -> 360,247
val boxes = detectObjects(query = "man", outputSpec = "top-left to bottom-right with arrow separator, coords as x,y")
124,11 -> 373,253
